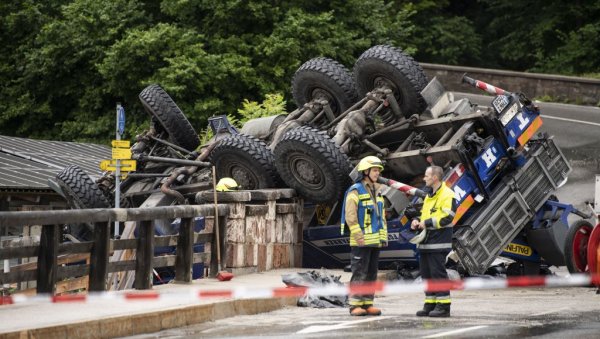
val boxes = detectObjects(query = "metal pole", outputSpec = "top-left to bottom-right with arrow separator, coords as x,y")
115,104 -> 122,237
211,166 -> 222,272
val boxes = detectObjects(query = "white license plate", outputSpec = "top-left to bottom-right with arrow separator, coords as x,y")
500,103 -> 520,126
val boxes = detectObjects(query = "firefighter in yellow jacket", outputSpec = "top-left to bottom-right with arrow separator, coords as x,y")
411,165 -> 457,317
341,156 -> 388,316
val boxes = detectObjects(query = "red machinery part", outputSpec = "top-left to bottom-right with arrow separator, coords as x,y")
586,223 -> 600,282
565,220 -> 594,273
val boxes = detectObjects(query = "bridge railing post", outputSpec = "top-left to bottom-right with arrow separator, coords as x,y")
89,221 -> 110,291
134,220 -> 154,289
175,217 -> 193,283
36,223 -> 58,294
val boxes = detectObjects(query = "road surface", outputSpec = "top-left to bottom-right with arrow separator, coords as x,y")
125,282 -> 600,338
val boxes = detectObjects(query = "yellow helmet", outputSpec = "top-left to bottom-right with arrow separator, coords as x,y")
216,177 -> 239,192
356,156 -> 384,172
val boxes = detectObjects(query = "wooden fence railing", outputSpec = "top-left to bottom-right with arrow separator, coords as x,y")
0,204 -> 228,294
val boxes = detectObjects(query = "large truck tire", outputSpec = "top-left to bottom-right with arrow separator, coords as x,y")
139,84 -> 200,152
564,219 -> 594,273
210,134 -> 280,190
354,45 -> 428,118
56,165 -> 111,210
274,126 -> 352,203
292,57 -> 359,116
56,165 -> 111,240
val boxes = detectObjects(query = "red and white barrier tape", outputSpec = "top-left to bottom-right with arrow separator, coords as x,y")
2,273 -> 599,305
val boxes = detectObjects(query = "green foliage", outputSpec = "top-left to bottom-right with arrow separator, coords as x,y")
199,93 -> 286,144
1,0 -> 149,141
411,16 -> 482,65
533,23 -> 600,75
237,93 -> 287,126
479,0 -> 600,72
1,0 -> 599,143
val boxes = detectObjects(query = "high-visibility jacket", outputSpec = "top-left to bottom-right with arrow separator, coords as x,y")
341,181 -> 387,247
416,182 -> 456,252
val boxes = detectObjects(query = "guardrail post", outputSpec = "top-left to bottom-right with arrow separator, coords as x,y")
36,224 -> 58,294
89,221 -> 110,291
175,217 -> 193,283
134,220 -> 153,289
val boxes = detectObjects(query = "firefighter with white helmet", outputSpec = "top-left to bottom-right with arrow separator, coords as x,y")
215,177 -> 239,192
340,156 -> 388,316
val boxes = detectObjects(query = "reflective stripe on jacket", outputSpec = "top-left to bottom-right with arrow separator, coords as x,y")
341,181 -> 387,247
417,183 -> 456,252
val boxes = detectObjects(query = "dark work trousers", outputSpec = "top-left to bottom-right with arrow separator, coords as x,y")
349,246 -> 380,308
419,251 -> 450,302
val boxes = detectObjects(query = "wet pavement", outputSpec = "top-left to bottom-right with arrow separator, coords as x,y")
123,286 -> 600,338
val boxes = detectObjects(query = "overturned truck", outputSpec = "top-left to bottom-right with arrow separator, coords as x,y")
53,45 -> 592,277
225,45 -> 591,276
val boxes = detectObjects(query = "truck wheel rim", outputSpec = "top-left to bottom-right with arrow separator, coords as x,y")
289,154 -> 325,190
227,163 -> 258,190
573,226 -> 592,272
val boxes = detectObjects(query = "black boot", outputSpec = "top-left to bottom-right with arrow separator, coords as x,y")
416,303 -> 436,317
428,303 -> 450,317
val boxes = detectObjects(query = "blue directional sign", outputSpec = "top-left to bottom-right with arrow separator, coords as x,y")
117,105 -> 126,136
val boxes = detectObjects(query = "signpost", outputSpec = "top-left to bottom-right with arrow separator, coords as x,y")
98,104 -> 137,237
100,159 -> 136,172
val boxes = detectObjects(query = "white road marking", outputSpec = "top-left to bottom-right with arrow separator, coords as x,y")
531,307 -> 571,317
299,320 -> 346,325
296,316 -> 392,334
541,114 -> 600,127
422,325 -> 488,338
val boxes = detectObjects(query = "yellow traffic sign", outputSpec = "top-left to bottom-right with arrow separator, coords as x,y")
100,159 -> 137,172
112,148 -> 132,160
111,140 -> 130,148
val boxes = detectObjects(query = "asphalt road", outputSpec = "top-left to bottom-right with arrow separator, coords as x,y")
126,284 -> 600,338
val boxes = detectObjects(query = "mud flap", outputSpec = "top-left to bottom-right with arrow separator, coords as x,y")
526,220 -> 568,266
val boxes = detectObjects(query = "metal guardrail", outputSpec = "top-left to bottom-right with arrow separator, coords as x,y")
0,204 -> 229,294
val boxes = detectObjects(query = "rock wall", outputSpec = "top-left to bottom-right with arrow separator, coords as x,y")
421,63 -> 600,106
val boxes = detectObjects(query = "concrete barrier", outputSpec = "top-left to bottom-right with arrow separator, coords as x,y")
421,63 -> 600,106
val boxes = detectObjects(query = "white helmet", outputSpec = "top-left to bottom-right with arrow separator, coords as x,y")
409,227 -> 427,245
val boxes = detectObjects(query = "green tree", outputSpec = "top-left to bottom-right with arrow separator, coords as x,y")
2,0 -> 149,141
534,22 -> 600,75
404,0 -> 483,66
0,0 -> 69,138
98,23 -> 258,136
159,0 -> 417,111
480,0 -> 600,74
